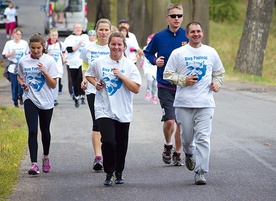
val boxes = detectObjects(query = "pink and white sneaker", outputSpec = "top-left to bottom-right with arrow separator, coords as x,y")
42,157 -> 51,173
152,96 -> 158,104
145,93 -> 151,101
28,164 -> 40,175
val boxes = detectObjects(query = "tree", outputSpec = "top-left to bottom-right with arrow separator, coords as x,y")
182,0 -> 209,44
234,0 -> 275,76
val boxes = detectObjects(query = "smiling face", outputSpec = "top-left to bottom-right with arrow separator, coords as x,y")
108,33 -> 126,61
186,23 -> 204,48
73,23 -> 83,36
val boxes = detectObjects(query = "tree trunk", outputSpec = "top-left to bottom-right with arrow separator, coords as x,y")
182,0 -> 209,44
95,0 -> 110,26
87,0 -> 97,29
234,0 -> 275,76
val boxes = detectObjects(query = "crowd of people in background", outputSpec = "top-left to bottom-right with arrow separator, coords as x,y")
1,2 -> 224,187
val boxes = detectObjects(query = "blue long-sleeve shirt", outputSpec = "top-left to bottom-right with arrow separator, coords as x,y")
144,26 -> 189,88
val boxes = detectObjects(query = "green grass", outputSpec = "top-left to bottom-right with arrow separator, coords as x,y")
0,106 -> 27,201
209,0 -> 276,86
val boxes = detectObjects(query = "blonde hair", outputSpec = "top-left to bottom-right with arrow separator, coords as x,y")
166,3 -> 183,15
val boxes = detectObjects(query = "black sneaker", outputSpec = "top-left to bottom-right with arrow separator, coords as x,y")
81,96 -> 85,104
14,101 -> 19,108
18,95 -> 23,105
185,153 -> 196,171
115,172 -> 124,184
104,173 -> 114,186
172,152 -> 184,166
162,144 -> 173,164
75,99 -> 79,108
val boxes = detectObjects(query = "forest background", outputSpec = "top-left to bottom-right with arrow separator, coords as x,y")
87,0 -> 276,85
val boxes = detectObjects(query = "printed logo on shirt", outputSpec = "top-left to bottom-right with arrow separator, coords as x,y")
102,68 -> 123,96
185,56 -> 207,81
24,67 -> 45,92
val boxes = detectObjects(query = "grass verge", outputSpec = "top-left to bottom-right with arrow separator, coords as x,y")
0,106 -> 27,201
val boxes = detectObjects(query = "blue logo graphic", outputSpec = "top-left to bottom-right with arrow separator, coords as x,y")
27,72 -> 45,92
102,75 -> 122,96
186,61 -> 207,81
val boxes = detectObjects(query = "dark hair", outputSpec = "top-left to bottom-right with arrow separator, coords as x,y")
185,21 -> 203,33
118,26 -> 129,38
118,19 -> 128,25
29,33 -> 48,54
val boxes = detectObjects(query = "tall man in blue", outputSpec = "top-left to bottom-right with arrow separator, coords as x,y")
144,3 -> 189,166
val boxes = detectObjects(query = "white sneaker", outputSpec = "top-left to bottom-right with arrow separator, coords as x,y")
195,171 -> 206,185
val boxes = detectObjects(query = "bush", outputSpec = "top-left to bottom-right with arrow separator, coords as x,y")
210,0 -> 240,22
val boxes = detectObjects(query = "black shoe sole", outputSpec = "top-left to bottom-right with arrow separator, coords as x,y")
93,163 -> 103,171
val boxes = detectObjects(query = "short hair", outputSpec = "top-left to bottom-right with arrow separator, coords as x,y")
118,19 -> 128,25
166,3 -> 183,15
186,21 -> 203,33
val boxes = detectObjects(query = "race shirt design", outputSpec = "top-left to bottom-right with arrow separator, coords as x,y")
24,66 -> 45,92
102,68 -> 124,96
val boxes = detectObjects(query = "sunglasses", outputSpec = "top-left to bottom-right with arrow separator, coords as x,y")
168,14 -> 183,19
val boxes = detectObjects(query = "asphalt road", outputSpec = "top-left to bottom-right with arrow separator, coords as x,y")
1,0 -> 276,201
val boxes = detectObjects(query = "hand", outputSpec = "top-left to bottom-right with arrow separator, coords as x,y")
211,82 -> 220,92
185,75 -> 198,86
37,62 -> 46,74
156,56 -> 165,67
95,81 -> 104,91
81,79 -> 87,90
21,83 -> 28,91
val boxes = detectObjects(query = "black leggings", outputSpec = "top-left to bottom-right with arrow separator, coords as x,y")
86,93 -> 100,131
24,99 -> 53,163
97,118 -> 130,174
69,66 -> 84,97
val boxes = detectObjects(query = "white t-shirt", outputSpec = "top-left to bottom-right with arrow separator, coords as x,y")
18,54 -> 59,109
4,7 -> 17,23
64,34 -> 89,69
47,41 -> 66,77
141,46 -> 157,78
85,55 -> 142,122
125,32 -> 140,63
80,41 -> 110,94
165,44 -> 224,108
2,39 -> 29,73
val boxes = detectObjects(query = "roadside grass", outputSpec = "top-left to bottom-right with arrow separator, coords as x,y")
0,106 -> 27,201
0,1 -> 275,200
209,0 -> 276,86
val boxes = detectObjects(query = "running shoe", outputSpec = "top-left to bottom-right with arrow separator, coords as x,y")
162,144 -> 173,164
144,93 -> 151,101
152,96 -> 158,104
115,172 -> 124,184
172,152 -> 184,166
42,157 -> 51,173
28,164 -> 40,175
195,171 -> 206,185
93,156 -> 103,171
104,173 -> 114,186
185,154 -> 196,171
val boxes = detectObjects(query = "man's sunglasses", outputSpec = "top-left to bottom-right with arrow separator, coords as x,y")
168,14 -> 183,18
